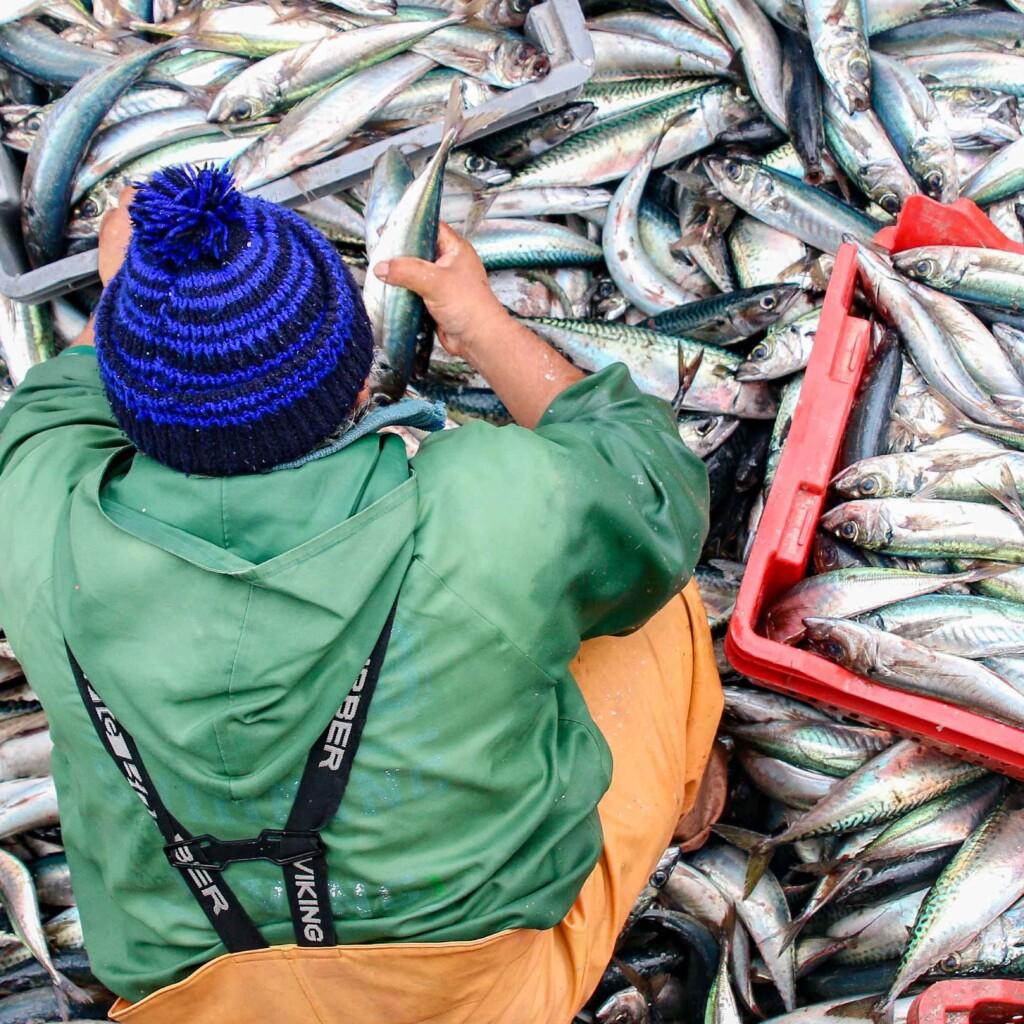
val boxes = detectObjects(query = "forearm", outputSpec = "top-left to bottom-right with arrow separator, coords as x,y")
463,307 -> 584,429
68,317 -> 95,347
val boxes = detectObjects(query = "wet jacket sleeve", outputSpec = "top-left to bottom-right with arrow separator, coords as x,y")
413,363 -> 710,658
0,349 -> 124,483
0,350 -> 127,640
533,363 -> 710,638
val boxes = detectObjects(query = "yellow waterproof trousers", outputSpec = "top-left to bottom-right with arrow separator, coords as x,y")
109,583 -> 723,1024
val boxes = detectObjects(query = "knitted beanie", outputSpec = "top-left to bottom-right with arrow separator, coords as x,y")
94,163 -> 375,476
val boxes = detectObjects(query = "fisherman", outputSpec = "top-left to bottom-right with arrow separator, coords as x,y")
0,164 -> 722,1023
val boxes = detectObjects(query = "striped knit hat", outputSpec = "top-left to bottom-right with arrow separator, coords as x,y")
94,164 -> 374,477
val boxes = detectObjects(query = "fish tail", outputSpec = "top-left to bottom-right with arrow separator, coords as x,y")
441,76 -> 506,147
54,969 -> 92,1017
826,995 -> 887,1020
455,0 -> 488,21
744,841 -> 773,899
775,913 -> 809,953
711,823 -> 766,851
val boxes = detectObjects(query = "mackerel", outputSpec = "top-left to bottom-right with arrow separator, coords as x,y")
881,787 -> 1024,1009
805,617 -> 1024,725
522,316 -> 778,417
744,740 -> 986,895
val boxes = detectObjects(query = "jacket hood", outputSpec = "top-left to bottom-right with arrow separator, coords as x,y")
56,433 -> 415,801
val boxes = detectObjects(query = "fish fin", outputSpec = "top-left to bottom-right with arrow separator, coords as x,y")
775,914 -> 809,953
615,960 -> 660,1009
51,969 -> 91,1022
708,558 -> 745,581
664,168 -> 710,193
522,270 -> 575,319
443,77 -> 506,145
957,561 -> 1015,584
456,0 -> 488,20
825,0 -> 848,24
711,823 -> 765,851
743,842 -> 773,898
460,190 -> 495,238
826,995 -> 885,1019
980,463 -> 1024,534
672,347 -> 704,411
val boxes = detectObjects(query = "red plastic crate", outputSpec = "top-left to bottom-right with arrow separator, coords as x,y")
909,981 -> 1024,1024
725,197 -> 1024,780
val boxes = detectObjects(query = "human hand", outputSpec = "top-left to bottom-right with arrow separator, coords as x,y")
97,186 -> 136,286
372,221 -> 510,362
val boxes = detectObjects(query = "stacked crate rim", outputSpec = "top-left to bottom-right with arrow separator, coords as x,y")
909,980 -> 1024,1024
725,195 -> 1024,781
0,0 -> 595,303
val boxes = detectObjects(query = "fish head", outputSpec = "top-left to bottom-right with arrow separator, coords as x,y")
596,987 -> 649,1024
820,500 -> 891,550
913,143 -> 957,204
744,285 -> 804,332
703,155 -> 766,207
831,458 -> 904,500
946,86 -> 1020,142
208,87 -> 272,124
66,188 -> 118,241
495,39 -> 550,85
490,0 -> 540,26
802,617 -> 875,671
591,279 -> 629,320
737,336 -> 777,378
545,101 -> 596,142
677,414 -> 738,458
447,149 -> 511,186
893,247 -> 968,292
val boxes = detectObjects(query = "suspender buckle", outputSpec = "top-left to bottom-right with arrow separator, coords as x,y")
164,829 -> 325,872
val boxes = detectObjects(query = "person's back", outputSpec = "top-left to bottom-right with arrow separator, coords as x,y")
0,166 -> 721,1023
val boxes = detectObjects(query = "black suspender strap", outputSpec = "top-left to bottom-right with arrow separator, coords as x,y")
64,598 -> 398,952
65,642 -> 267,953
281,598 -> 398,946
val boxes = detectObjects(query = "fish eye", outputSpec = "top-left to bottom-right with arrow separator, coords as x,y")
839,521 -> 858,540
596,280 -> 616,298
26,116 -> 40,131
464,153 -> 488,173
233,99 -> 253,119
725,160 -> 744,182
925,171 -> 945,194
759,294 -> 777,311
651,868 -> 668,887
859,476 -> 879,495
511,0 -> 530,11
941,954 -> 961,973
79,198 -> 100,219
751,344 -> 768,360
515,43 -> 533,62
854,866 -> 873,883
914,259 -> 933,277
850,58 -> 869,82
735,86 -> 750,102
970,88 -> 989,101
556,110 -> 576,130
880,193 -> 899,215
696,417 -> 714,436
823,640 -> 844,660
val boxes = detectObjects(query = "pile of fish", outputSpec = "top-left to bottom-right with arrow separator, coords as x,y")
759,250 -> 1024,731
575,685 -> 1024,1024
1,0 -> 1024,1019
0,644 -> 103,1024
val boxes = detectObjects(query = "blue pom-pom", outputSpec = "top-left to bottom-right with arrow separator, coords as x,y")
130,163 -> 244,266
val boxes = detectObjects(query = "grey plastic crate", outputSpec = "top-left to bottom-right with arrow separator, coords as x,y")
0,0 -> 594,303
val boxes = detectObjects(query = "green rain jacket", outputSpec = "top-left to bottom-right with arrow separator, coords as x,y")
0,347 -> 709,1002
